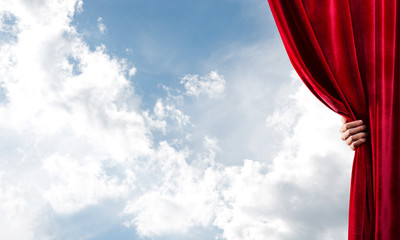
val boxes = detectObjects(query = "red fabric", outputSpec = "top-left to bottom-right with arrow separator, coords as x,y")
267,1 -> 400,239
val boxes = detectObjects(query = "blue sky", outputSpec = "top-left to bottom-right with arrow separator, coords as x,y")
72,0 -> 276,106
0,1 -> 355,240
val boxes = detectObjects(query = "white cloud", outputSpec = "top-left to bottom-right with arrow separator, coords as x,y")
181,71 -> 226,98
213,72 -> 353,240
42,154 -> 128,215
154,98 -> 190,127
128,66 -> 137,77
142,96 -> 191,137
123,71 -> 353,240
97,17 -> 106,34
123,141 -> 220,236
0,176 -> 42,240
0,0 -> 151,238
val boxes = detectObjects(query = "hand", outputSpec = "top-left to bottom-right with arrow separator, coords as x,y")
339,117 -> 368,151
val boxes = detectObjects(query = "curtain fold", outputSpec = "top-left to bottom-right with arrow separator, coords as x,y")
267,1 -> 400,239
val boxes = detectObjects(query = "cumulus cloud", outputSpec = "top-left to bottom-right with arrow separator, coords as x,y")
0,0 -> 150,238
214,74 -> 354,239
42,154 -> 128,215
122,72 -> 354,240
97,16 -> 106,34
181,71 -> 226,98
128,66 -> 137,77
0,1 -> 220,239
153,98 -> 190,127
0,175 -> 45,240
123,141 -> 220,236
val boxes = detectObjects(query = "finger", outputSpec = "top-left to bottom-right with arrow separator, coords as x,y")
341,117 -> 347,124
341,125 -> 367,140
345,132 -> 368,145
350,138 -> 367,151
340,120 -> 364,133
340,120 -> 364,132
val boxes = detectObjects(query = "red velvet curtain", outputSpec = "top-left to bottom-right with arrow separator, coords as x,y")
267,1 -> 400,239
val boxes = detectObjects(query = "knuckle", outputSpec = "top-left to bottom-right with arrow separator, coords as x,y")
349,136 -> 353,142
344,130 -> 350,138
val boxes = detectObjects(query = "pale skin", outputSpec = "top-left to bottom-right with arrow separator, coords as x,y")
339,117 -> 368,151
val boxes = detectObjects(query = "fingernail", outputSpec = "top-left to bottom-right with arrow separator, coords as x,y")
359,120 -> 363,124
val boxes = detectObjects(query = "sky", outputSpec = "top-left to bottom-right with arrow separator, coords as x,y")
0,1 -> 355,240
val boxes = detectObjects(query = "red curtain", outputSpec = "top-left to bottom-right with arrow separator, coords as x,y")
267,1 -> 400,239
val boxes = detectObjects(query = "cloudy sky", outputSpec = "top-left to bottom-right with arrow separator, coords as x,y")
0,1 -> 355,239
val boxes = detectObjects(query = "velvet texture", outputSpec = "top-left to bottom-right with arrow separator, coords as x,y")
267,1 -> 400,239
